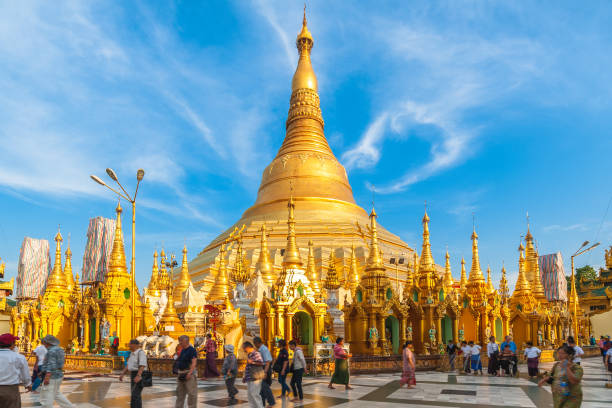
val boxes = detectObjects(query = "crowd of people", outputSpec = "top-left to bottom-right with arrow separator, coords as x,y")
1,330 -> 611,408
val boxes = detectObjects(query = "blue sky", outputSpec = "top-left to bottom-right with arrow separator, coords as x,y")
1,1 -> 611,293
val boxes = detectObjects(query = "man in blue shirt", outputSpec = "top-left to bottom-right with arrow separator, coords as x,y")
40,335 -> 76,408
500,336 -> 518,376
254,337 -> 275,407
175,335 -> 198,408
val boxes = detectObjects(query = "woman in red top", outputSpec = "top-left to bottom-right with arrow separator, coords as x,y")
328,337 -> 353,390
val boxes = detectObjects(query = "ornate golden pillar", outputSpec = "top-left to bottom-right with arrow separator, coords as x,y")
83,314 -> 90,353
284,313 -> 293,342
267,314 -> 274,347
399,317 -> 406,346
33,319 -> 40,343
435,317 -> 442,345
379,314 -> 386,342
452,317 -> 458,343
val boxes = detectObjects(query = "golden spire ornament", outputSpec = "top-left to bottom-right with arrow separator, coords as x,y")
513,243 -> 531,295
306,240 -> 321,297
460,257 -> 467,291
324,250 -> 341,290
107,201 -> 129,279
208,244 -> 232,302
468,228 -> 485,283
443,249 -> 454,292
282,196 -> 303,269
64,244 -> 75,291
46,227 -> 66,290
366,208 -> 383,269
148,250 -> 160,296
486,265 -> 495,294
174,245 -> 193,303
499,264 -> 509,302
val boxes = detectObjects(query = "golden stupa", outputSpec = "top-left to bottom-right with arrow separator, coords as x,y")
189,10 -> 417,290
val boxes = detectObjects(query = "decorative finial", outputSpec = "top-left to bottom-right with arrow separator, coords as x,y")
303,3 -> 307,26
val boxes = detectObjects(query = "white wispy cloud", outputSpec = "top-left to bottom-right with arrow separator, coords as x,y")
341,14 -> 545,193
542,224 -> 589,233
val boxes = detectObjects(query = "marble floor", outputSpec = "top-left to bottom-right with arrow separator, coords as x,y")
20,357 -> 612,408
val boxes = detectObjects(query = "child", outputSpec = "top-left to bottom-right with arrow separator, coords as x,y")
222,344 -> 238,404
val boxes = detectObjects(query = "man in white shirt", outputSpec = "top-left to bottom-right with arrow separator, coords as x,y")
523,341 -> 541,378
0,333 -> 31,408
460,341 -> 472,373
567,336 -> 584,365
33,341 -> 47,386
468,341 -> 483,375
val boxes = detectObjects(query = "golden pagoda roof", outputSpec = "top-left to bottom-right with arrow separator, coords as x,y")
306,240 -> 321,296
443,250 -> 454,291
282,196 -> 303,268
418,211 -> 435,274
512,244 -> 531,296
293,6 -> 316,92
468,229 -> 485,283
64,246 -> 75,291
46,229 -> 66,290
207,244 -> 232,302
148,251 -> 160,295
459,257 -> 467,290
256,225 -> 275,287
366,208 -> 384,270
324,250 -> 341,290
107,202 -> 129,279
174,246 -> 193,302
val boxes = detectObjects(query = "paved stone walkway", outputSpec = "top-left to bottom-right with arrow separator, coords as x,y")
20,357 -> 612,407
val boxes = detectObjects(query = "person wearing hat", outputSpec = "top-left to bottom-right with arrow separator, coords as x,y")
221,344 -> 238,404
0,333 -> 31,408
39,334 -> 75,408
120,339 -> 147,408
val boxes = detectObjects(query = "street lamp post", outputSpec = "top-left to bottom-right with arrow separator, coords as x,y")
570,241 -> 600,342
91,168 -> 145,340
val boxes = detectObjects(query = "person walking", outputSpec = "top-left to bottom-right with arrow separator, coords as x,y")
119,339 -> 147,408
39,334 -> 76,408
0,333 -> 31,408
524,341 -> 541,379
538,344 -> 583,408
328,337 -> 353,390
598,336 -> 607,364
273,340 -> 291,398
567,336 -> 584,365
460,341 -> 471,373
486,336 -> 499,376
254,337 -> 275,407
221,344 -> 238,404
242,341 -> 265,408
289,340 -> 306,403
399,340 -> 416,388
32,340 -> 47,391
446,340 -> 458,371
468,341 -> 483,375
174,335 -> 198,408
203,333 -> 220,379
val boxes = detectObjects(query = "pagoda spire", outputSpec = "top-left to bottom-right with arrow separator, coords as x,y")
443,249 -> 454,292
459,257 -> 467,290
366,208 -> 383,269
531,249 -> 548,304
256,225 -> 275,288
468,228 -> 485,283
148,251 -> 160,295
174,245 -> 193,303
346,244 -> 360,294
324,250 -> 340,290
418,210 -> 435,273
107,202 -> 129,279
231,238 -> 250,285
47,227 -> 66,290
282,196 -> 303,268
499,264 -> 509,302
306,240 -> 321,298
512,243 -> 531,296
208,244 -> 232,302
64,242 -> 75,291
486,265 -> 495,294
